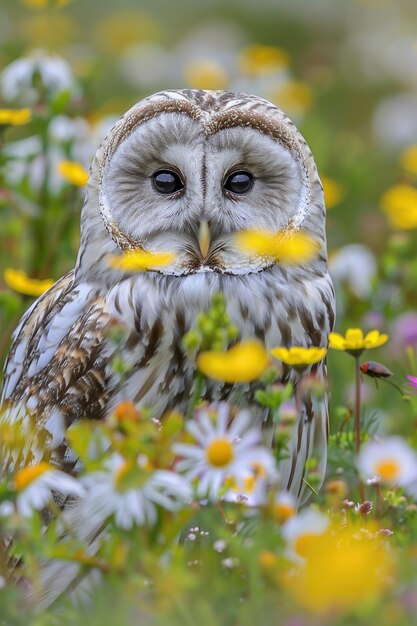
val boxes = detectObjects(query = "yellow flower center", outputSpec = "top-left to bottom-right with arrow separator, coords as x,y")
206,438 -> 234,468
375,459 -> 400,481
14,462 -> 52,491
294,532 -> 320,557
273,502 -> 296,523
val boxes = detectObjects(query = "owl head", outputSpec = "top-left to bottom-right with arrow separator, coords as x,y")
76,90 -> 327,282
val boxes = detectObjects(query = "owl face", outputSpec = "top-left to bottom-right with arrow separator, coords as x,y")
95,90 -> 324,277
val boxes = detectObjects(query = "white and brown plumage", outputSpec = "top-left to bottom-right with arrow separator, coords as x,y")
1,89 -> 335,502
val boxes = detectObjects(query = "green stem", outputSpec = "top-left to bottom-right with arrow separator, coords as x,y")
186,371 -> 204,420
354,356 -> 365,500
354,356 -> 361,454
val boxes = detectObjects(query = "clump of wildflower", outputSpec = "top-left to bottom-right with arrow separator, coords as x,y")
197,340 -> 268,383
235,229 -> 320,265
173,403 -> 276,501
270,346 -> 327,367
0,108 -> 32,125
329,328 -> 388,356
4,268 -> 54,297
357,437 -> 417,487
107,249 -> 176,272
282,524 -> 395,615
14,462 -> 85,517
57,160 -> 89,187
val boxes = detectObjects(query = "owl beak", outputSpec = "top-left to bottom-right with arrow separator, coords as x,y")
198,220 -> 211,260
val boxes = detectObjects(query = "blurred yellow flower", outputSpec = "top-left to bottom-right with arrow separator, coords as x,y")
57,161 -> 89,187
0,108 -> 32,125
107,250 -> 176,272
271,346 -> 327,366
321,176 -> 345,209
380,184 -> 417,229
4,269 -> 54,297
21,0 -> 73,7
282,525 -> 394,615
268,81 -> 313,116
184,60 -> 228,91
400,144 -> 417,175
14,462 -> 52,491
329,328 -> 388,354
21,14 -> 76,47
239,45 -> 289,76
235,229 -> 320,265
197,340 -> 268,383
93,13 -> 161,54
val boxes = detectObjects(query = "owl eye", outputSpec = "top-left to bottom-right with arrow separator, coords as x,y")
152,169 -> 184,195
224,171 -> 254,195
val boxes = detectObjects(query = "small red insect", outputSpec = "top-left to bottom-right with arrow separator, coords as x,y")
360,361 -> 393,379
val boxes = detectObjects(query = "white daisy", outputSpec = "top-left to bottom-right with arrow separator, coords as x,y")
1,51 -> 77,104
14,462 -> 85,518
357,437 -> 417,487
281,508 -> 329,562
173,403 -> 277,501
81,454 -> 192,530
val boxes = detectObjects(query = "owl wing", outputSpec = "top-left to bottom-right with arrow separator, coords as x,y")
1,271 -> 114,473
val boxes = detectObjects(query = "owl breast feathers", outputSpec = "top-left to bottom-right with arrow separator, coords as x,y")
0,89 -> 335,504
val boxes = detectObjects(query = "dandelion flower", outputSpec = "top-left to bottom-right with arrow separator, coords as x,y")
0,108 -> 32,125
380,184 -> 417,230
14,462 -> 85,517
235,229 -> 319,265
329,328 -> 388,355
357,437 -> 417,486
4,268 -> 54,297
197,340 -> 268,383
270,346 -> 327,367
321,176 -> 345,209
57,161 -> 88,187
81,454 -> 191,530
173,404 -> 276,501
107,249 -> 176,272
283,524 -> 394,614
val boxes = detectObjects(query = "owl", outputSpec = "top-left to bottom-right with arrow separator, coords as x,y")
1,89 -> 334,506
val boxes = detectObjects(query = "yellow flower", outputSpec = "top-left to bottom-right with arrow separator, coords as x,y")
0,108 -> 32,126
107,250 -> 176,272
271,346 -> 327,366
268,81 -> 313,116
321,176 -> 345,209
184,61 -> 228,91
4,269 -> 54,297
380,184 -> 417,229
57,161 -> 89,187
282,525 -> 394,615
197,340 -> 268,383
400,144 -> 417,175
239,45 -> 289,76
329,328 -> 388,355
235,229 -> 319,265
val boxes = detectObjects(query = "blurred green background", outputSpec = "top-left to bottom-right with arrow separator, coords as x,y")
1,0 -> 417,434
